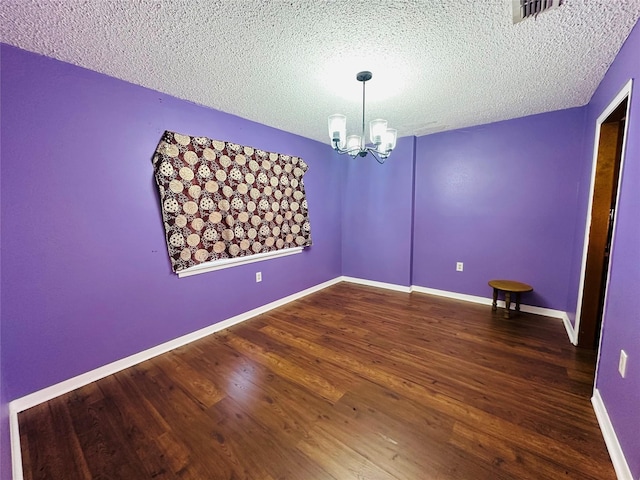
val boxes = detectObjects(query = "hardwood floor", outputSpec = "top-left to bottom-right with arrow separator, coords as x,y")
19,283 -> 615,479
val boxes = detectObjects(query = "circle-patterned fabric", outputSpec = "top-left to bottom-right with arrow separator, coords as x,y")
152,131 -> 312,272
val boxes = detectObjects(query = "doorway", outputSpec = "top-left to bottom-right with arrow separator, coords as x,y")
574,81 -> 632,349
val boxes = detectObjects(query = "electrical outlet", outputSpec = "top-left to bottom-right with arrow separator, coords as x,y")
619,350 -> 628,378
456,262 -> 464,272
256,272 -> 262,283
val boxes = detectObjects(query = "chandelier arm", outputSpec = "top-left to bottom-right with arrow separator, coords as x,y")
331,141 -> 350,155
332,142 -> 386,163
332,140 -> 360,158
365,146 -> 387,164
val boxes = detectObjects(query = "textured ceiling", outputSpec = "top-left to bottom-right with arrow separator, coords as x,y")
1,1 -> 639,143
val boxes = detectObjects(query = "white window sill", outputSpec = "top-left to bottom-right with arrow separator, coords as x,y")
177,247 -> 304,278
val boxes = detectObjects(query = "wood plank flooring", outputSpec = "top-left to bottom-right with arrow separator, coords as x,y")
19,283 -> 615,479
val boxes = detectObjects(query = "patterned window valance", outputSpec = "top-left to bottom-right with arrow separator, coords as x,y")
152,131 -> 312,273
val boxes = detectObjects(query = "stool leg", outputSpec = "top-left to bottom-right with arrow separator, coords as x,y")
515,293 -> 521,312
504,292 -> 511,318
492,288 -> 498,311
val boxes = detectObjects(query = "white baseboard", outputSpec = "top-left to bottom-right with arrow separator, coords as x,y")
592,388 -> 633,480
8,276 -> 573,480
562,313 -> 578,345
9,277 -> 340,414
342,279 -> 568,322
411,285 -> 568,321
8,276 -> 342,480
411,285 -> 494,305
341,276 -> 412,293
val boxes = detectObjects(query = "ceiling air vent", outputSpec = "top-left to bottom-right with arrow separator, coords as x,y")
513,0 -> 563,24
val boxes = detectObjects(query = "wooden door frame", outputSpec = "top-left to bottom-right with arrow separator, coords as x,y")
573,79 -> 632,347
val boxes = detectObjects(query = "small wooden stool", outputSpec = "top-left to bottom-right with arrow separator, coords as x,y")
488,280 -> 533,318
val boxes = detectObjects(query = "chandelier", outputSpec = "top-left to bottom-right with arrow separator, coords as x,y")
328,71 -> 398,164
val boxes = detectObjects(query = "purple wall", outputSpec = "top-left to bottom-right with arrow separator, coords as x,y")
341,136 -> 415,286
412,109 -> 586,310
0,44 -> 342,478
2,17 -> 639,478
587,20 -> 640,478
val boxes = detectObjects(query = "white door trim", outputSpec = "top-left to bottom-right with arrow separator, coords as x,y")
573,79 -> 632,348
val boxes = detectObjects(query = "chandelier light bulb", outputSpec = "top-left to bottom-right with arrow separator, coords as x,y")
346,135 -> 362,156
369,119 -> 387,145
328,114 -> 346,149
